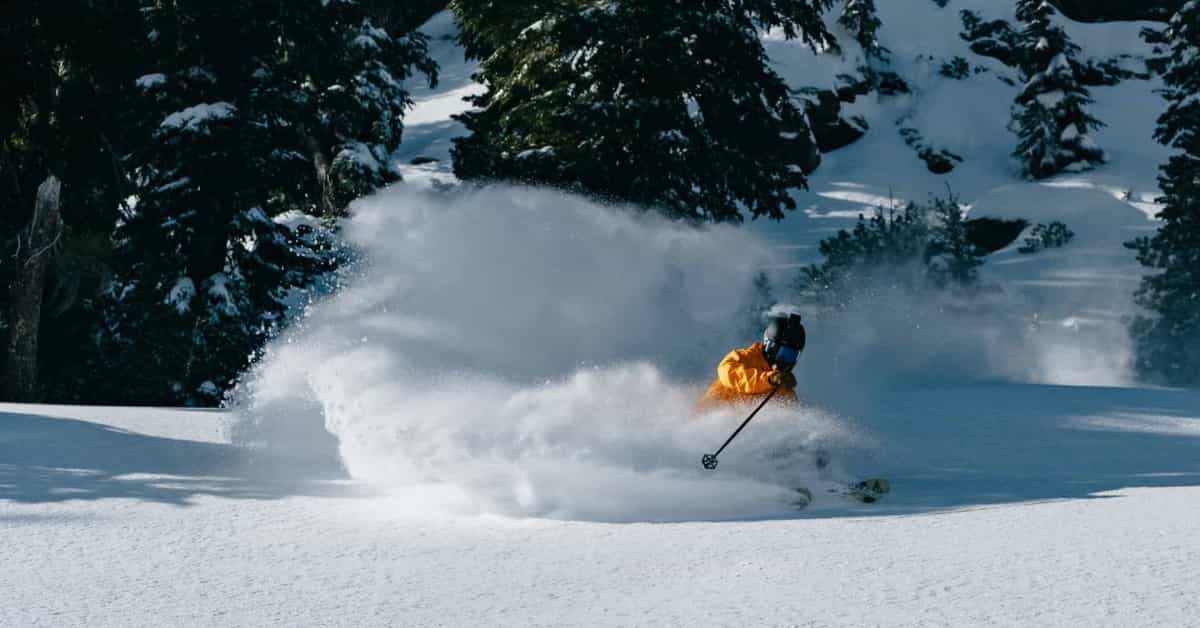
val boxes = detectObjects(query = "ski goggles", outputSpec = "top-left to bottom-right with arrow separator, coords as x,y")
765,340 -> 802,370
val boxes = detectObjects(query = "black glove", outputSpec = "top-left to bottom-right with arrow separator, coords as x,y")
767,370 -> 797,390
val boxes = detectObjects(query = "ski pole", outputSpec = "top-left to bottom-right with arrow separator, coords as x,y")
701,385 -> 779,470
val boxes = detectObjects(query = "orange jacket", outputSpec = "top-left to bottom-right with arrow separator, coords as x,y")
697,341 -> 797,410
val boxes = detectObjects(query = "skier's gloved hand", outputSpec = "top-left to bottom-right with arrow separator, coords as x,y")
767,370 -> 797,390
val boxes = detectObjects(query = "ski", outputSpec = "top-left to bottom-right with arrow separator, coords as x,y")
791,486 -> 814,509
841,478 -> 890,503
788,478 -> 890,510
790,479 -> 889,510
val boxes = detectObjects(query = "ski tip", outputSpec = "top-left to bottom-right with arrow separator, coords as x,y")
846,478 -> 890,504
791,486 -> 813,509
861,478 -> 890,495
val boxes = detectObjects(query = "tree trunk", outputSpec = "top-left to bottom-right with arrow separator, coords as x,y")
3,175 -> 62,401
301,129 -> 336,217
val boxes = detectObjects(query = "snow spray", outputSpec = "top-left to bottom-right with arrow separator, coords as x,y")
231,186 -> 857,521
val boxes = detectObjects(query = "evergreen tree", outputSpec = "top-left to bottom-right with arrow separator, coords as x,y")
282,2 -> 438,216
452,0 -> 579,61
97,1 -> 434,405
1010,0 -> 1105,179
798,192 -> 983,309
798,203 -> 928,308
926,192 -> 983,288
1126,1 -> 1200,386
451,0 -> 836,223
839,0 -> 887,62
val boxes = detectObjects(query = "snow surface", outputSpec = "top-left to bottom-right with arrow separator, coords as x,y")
7,5 -> 1200,626
160,102 -> 237,131
6,384 -> 1200,626
134,73 -> 166,89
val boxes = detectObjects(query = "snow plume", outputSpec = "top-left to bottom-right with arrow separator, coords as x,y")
232,185 -> 865,522
773,281 -> 1133,433
783,184 -> 1143,420
784,284 -> 1045,420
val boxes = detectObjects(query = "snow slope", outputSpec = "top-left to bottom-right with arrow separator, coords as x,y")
5,386 -> 1200,626
7,4 -> 1200,626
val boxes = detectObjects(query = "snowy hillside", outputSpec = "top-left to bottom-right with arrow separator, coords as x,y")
6,3 -> 1200,626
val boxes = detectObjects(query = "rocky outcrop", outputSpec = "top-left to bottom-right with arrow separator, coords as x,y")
965,217 -> 1030,255
898,125 -> 963,175
802,90 -> 868,153
1050,0 -> 1181,23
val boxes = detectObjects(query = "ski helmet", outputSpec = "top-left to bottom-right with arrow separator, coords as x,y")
763,313 -> 806,370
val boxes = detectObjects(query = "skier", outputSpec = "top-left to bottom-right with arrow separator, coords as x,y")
696,313 -> 887,501
697,314 -> 806,411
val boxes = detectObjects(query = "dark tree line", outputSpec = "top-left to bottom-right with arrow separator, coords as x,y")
1127,2 -> 1200,386
1,1 -> 438,404
4,0 -> 1199,400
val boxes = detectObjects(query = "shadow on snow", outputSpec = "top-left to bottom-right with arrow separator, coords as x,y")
808,383 -> 1200,519
0,410 -> 351,508
4,382 -> 1199,522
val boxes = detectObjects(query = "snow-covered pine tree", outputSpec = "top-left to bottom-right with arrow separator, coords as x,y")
104,2 -> 321,405
797,190 -> 982,309
101,1 -> 433,405
1126,1 -> 1200,386
839,0 -> 888,62
283,2 -> 437,216
925,192 -> 983,288
451,0 -> 835,223
796,203 -> 929,309
451,0 -> 576,61
1010,0 -> 1105,179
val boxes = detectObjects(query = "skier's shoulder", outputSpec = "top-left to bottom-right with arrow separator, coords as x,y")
724,341 -> 765,363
